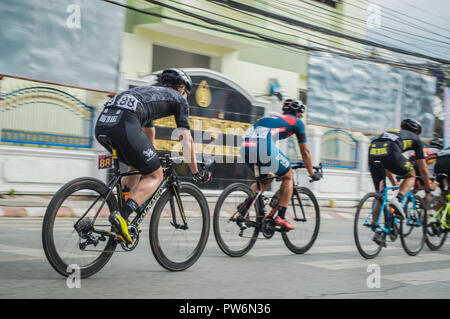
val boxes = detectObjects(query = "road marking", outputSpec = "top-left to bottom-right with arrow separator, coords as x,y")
0,244 -> 97,260
0,244 -> 44,257
0,257 -> 45,262
337,213 -> 354,219
247,245 -> 370,256
383,267 -> 450,285
299,253 -> 450,270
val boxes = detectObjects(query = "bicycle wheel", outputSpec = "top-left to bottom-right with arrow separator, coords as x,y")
354,192 -> 386,259
400,195 -> 425,256
149,182 -> 210,271
213,183 -> 262,257
42,177 -> 118,278
425,196 -> 448,251
281,186 -> 320,254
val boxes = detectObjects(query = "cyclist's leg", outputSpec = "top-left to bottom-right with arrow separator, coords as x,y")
368,147 -> 387,224
389,147 -> 415,203
116,123 -> 163,219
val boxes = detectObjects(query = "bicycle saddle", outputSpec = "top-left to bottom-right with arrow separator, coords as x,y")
97,134 -> 118,150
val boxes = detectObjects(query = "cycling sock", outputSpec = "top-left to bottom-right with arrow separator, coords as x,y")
396,192 -> 405,204
121,198 -> 139,220
277,206 -> 287,219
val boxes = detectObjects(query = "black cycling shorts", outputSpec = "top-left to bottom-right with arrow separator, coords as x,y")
95,107 -> 160,175
368,140 -> 413,192
434,154 -> 450,192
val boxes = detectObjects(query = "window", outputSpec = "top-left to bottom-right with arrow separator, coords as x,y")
310,0 -> 339,8
152,45 -> 211,71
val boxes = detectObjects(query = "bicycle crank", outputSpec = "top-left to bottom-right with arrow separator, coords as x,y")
261,217 -> 275,239
120,225 -> 140,251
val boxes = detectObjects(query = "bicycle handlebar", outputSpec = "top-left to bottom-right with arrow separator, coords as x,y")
291,162 -> 323,182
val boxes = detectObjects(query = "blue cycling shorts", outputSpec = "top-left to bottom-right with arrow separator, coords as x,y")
240,137 -> 291,177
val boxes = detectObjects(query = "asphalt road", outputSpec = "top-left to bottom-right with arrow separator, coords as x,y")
1,216 -> 450,300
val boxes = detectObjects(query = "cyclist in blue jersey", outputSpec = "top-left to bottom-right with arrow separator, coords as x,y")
239,99 -> 321,230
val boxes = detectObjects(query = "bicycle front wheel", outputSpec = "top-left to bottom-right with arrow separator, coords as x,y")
425,196 -> 448,251
213,183 -> 262,257
42,177 -> 118,278
149,182 -> 210,271
400,195 -> 425,256
281,186 -> 320,254
354,192 -> 385,259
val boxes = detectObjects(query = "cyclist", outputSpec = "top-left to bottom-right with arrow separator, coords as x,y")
409,138 -> 443,203
95,68 -> 210,244
368,118 -> 436,220
239,98 -> 321,230
433,142 -> 450,197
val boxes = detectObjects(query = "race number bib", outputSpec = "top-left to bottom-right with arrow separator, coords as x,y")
105,94 -> 140,112
98,155 -> 113,169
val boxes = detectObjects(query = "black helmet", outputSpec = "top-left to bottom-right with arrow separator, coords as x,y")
430,138 -> 443,150
282,99 -> 306,115
400,118 -> 422,135
160,68 -> 192,95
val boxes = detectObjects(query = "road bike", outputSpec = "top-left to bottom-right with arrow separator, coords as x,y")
42,135 -> 211,278
424,173 -> 449,250
213,162 -> 322,257
354,161 -> 426,259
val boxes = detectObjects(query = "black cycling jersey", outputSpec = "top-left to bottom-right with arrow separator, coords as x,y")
95,85 -> 190,175
104,85 -> 190,129
372,129 -> 424,159
368,129 -> 424,192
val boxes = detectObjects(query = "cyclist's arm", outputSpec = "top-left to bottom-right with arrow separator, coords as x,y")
299,142 -> 314,177
143,127 -> 156,146
417,158 -> 436,191
179,128 -> 198,175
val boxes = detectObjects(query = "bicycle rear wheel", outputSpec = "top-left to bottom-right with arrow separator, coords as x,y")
281,186 -> 320,254
149,183 -> 210,271
42,177 -> 118,278
400,195 -> 425,256
354,192 -> 385,259
213,183 -> 262,257
425,196 -> 448,251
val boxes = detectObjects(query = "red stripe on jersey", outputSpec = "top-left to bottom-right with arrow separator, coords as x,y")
274,114 -> 297,126
241,141 -> 257,148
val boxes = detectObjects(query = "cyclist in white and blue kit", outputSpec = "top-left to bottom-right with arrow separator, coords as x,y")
239,99 -> 321,230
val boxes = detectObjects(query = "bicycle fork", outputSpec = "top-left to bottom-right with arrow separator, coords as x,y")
169,183 -> 188,230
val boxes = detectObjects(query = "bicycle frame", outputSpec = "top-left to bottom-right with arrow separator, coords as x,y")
241,162 -> 320,224
428,194 -> 450,229
74,149 -> 188,237
364,186 -> 420,235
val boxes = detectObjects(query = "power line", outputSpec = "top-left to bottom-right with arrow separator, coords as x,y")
396,0 -> 449,23
294,0 -> 450,50
349,0 -> 450,39
208,0 -> 450,64
102,0 -> 436,72
257,0 -> 450,60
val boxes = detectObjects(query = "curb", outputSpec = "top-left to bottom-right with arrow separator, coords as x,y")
0,206 -> 357,220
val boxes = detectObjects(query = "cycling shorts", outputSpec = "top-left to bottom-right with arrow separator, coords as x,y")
368,140 -> 413,192
434,154 -> 450,192
95,107 -> 160,175
240,136 -> 291,177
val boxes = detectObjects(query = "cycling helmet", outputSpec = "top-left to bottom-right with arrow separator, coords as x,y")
430,138 -> 443,150
400,118 -> 422,135
160,68 -> 192,95
282,99 -> 306,115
